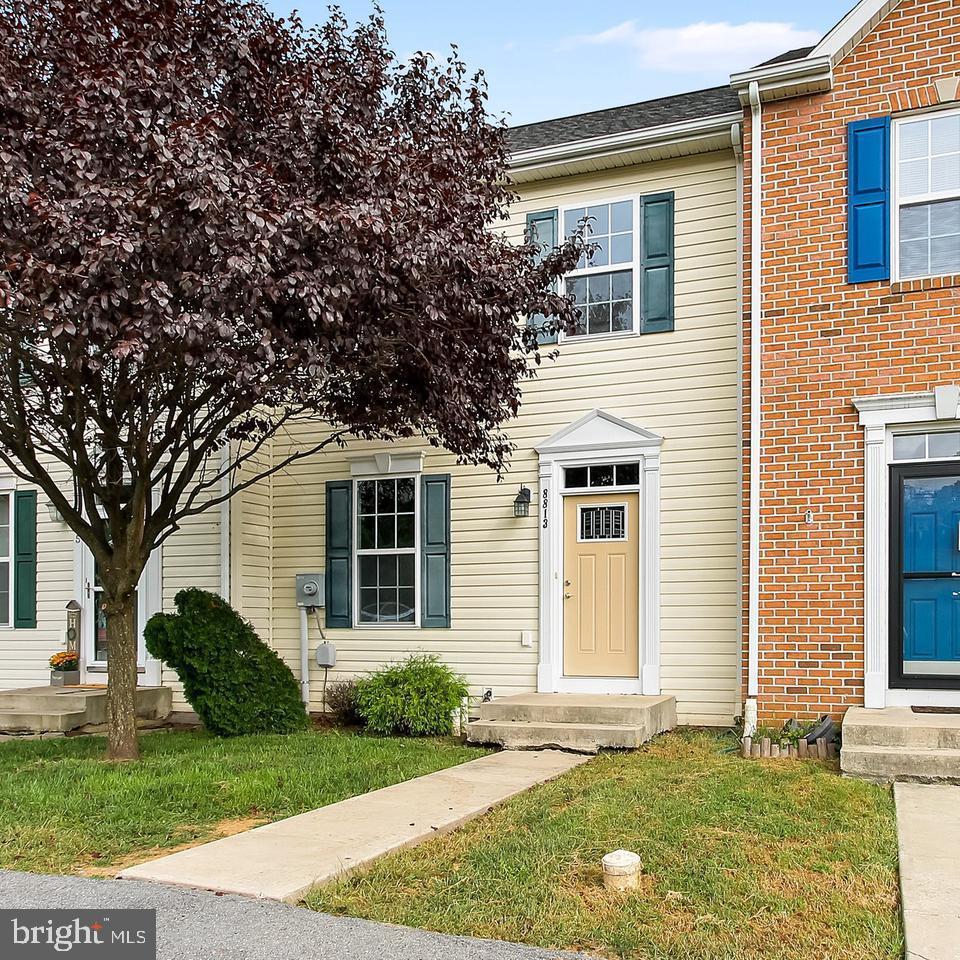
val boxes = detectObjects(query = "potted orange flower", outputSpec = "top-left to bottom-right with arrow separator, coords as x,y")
49,650 -> 80,686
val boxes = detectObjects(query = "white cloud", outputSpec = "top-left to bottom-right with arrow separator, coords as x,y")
567,20 -> 821,74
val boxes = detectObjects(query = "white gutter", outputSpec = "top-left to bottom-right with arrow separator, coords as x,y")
730,56 -> 833,103
745,80 -> 763,729
509,111 -> 743,173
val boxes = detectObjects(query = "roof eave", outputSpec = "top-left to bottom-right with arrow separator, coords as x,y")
730,56 -> 834,104
507,111 -> 742,184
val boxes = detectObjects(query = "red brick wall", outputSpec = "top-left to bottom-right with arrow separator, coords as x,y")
741,0 -> 960,722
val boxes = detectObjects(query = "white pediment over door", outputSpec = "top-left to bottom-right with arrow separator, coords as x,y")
536,409 -> 662,455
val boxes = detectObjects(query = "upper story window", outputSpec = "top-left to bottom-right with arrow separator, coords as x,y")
895,110 -> 960,280
525,191 -> 674,343
0,493 -> 10,627
565,201 -> 635,337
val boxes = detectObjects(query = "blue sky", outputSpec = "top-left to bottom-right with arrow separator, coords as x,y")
263,1 -> 850,125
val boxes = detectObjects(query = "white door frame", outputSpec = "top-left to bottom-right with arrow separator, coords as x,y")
856,386 -> 960,708
536,409 -> 663,695
73,539 -> 163,686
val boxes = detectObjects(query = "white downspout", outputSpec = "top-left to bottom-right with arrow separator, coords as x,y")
299,607 -> 311,706
745,80 -> 763,735
219,445 -> 231,604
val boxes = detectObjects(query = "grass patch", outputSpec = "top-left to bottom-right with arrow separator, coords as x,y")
308,732 -> 901,960
0,729 -> 486,875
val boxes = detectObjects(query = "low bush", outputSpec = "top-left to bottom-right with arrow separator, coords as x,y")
145,588 -> 309,737
324,679 -> 361,726
353,654 -> 468,737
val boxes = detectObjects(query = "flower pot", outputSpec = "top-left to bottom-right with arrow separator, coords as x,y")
50,670 -> 81,686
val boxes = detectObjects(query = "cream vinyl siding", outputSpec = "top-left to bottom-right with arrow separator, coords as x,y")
264,150 -> 740,726
0,458 -> 223,700
0,463 -> 75,689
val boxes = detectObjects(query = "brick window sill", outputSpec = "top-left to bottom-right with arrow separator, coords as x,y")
891,274 -> 960,294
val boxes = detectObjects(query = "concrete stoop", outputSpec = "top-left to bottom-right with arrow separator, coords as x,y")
466,693 -> 677,754
841,707 -> 960,783
0,686 -> 172,736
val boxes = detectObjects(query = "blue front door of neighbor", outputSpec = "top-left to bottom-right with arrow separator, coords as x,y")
897,469 -> 960,684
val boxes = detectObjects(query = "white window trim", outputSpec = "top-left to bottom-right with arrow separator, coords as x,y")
855,386 -> 960,709
0,490 -> 12,629
559,192 -> 641,343
352,475 -> 421,629
891,105 -> 960,283
74,539 -> 162,685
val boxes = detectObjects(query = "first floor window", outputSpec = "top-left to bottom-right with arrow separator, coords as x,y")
896,110 -> 960,279
356,477 -> 417,624
0,493 -> 10,626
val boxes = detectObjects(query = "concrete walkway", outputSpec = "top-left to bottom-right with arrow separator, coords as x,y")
894,782 -> 960,960
122,749 -> 589,902
0,869 -> 589,960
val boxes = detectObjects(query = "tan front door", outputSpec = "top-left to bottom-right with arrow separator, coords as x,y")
562,494 -> 639,678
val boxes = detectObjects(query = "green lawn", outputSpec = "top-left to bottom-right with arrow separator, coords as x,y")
308,732 -> 902,960
0,729 -> 486,875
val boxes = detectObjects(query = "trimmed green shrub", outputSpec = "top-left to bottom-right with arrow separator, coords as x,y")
354,654 -> 468,737
145,588 -> 309,737
324,679 -> 361,726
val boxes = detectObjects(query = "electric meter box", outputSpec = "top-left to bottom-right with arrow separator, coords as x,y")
315,642 -> 336,668
295,573 -> 324,608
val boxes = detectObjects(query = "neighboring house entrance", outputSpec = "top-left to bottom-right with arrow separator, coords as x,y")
891,462 -> 960,688
563,493 -> 640,679
76,543 -> 162,685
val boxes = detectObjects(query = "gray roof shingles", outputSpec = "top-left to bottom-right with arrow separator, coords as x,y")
507,85 -> 742,154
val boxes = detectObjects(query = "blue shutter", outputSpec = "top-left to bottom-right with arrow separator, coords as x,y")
325,480 -> 352,628
640,192 -> 675,334
420,474 -> 451,628
526,209 -> 559,345
848,116 -> 891,283
13,490 -> 37,629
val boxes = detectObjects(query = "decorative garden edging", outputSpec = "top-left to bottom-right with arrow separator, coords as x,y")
741,736 -> 836,761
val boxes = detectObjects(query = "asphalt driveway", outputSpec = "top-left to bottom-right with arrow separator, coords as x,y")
0,869 -> 587,960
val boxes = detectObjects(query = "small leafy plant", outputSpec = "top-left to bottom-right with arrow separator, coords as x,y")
354,654 -> 468,737
49,650 -> 79,672
325,679 -> 361,726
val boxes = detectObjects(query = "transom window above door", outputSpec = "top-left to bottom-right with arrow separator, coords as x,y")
356,477 -> 417,624
896,110 -> 960,279
564,462 -> 640,489
893,431 -> 960,462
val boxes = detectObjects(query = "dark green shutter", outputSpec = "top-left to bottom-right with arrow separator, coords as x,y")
325,480 -> 352,628
640,192 -> 675,334
421,474 -> 451,628
13,489 -> 37,629
526,209 -> 559,345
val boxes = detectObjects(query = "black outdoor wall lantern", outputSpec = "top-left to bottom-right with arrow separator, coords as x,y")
513,486 -> 532,518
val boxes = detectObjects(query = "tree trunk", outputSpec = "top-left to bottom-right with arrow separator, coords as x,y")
104,592 -> 140,761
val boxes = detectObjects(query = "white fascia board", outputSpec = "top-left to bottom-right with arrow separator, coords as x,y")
811,0 -> 903,62
729,0 -> 903,104
508,111 -> 742,174
730,56 -> 833,103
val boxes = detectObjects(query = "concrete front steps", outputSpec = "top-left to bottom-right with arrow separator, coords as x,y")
0,686 -> 172,736
841,706 -> 960,783
466,693 -> 677,754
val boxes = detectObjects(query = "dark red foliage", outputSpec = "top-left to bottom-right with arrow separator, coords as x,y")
0,0 -> 584,573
